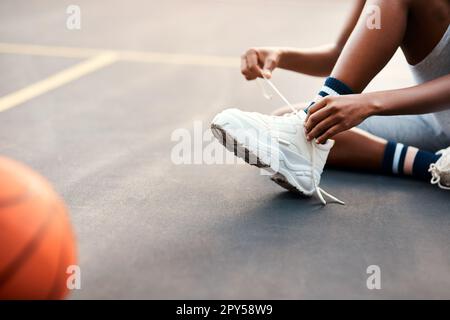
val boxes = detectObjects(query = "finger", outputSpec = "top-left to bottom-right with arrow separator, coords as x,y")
262,54 -> 277,78
316,124 -> 342,144
305,97 -> 328,123
307,96 -> 329,115
305,104 -> 334,133
306,115 -> 340,141
246,50 -> 263,79
240,56 -> 251,79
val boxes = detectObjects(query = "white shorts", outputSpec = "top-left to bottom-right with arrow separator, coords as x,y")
357,113 -> 450,152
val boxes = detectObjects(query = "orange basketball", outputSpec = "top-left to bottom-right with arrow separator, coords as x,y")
0,156 -> 77,299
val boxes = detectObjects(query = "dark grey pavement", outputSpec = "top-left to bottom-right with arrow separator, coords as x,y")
0,0 -> 449,299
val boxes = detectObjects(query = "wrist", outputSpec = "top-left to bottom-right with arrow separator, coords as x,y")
277,48 -> 287,69
366,92 -> 385,117
277,48 -> 293,70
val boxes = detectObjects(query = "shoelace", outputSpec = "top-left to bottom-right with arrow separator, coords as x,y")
257,77 -> 345,205
428,147 -> 450,190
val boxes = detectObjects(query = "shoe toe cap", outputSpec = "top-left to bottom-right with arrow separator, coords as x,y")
211,108 -> 248,130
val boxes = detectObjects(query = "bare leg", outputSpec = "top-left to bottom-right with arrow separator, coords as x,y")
326,128 -> 386,170
274,0 -> 448,172
331,0 -> 410,93
271,1 -> 410,171
312,0 -> 422,170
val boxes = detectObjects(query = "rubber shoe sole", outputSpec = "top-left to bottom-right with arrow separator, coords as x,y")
270,172 -> 301,194
210,122 -> 314,196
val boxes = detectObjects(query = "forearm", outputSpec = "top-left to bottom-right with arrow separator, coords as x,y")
245,1 -> 365,79
278,44 -> 341,77
369,74 -> 450,116
279,1 -> 366,77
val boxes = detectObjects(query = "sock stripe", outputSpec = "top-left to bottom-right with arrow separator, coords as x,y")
397,144 -> 408,174
382,141 -> 441,181
404,147 -> 418,175
306,77 -> 354,114
320,85 -> 339,96
392,143 -> 404,174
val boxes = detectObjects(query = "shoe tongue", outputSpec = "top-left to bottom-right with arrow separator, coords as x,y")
284,111 -> 306,124
293,110 -> 307,122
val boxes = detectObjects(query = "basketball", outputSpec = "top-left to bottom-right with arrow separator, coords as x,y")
0,156 -> 77,299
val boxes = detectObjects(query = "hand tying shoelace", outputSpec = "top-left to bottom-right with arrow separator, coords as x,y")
257,76 -> 345,205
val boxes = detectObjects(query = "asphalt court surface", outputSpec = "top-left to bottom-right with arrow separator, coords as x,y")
0,0 -> 449,299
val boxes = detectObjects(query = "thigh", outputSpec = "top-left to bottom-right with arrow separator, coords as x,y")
357,114 -> 450,152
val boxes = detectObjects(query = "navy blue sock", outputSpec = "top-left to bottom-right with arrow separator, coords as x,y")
305,77 -> 354,113
381,141 -> 441,180
412,149 -> 441,180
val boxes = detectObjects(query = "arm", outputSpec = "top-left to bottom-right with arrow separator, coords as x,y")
305,74 -> 450,143
241,0 -> 366,79
276,45 -> 347,77
371,74 -> 450,115
278,0 -> 366,77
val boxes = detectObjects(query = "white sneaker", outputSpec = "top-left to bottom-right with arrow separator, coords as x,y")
210,108 -> 343,204
429,146 -> 450,190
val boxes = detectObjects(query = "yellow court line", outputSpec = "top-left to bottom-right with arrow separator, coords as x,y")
0,52 -> 119,113
0,42 -> 238,67
0,42 -> 102,59
0,42 -> 237,112
119,51 -> 237,67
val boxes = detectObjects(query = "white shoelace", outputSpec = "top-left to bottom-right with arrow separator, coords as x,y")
257,77 -> 345,205
428,147 -> 450,190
